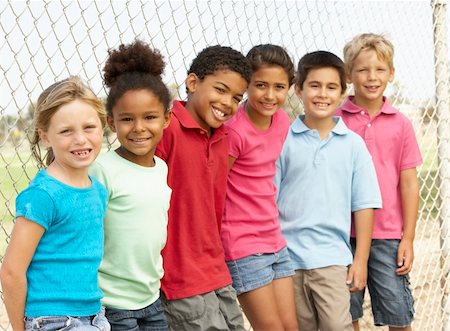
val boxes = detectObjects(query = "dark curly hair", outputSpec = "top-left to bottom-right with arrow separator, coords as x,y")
246,44 -> 295,86
103,40 -> 171,115
296,51 -> 347,94
187,45 -> 251,84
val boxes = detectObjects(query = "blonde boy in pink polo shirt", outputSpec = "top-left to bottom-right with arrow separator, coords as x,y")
335,33 -> 422,331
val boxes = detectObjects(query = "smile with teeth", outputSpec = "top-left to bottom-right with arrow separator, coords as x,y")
314,102 -> 329,108
71,149 -> 91,156
212,107 -> 226,118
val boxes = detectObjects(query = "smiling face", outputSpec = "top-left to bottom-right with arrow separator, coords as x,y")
39,99 -> 104,173
246,65 -> 290,127
296,66 -> 343,126
184,69 -> 248,135
108,89 -> 170,167
348,48 -> 394,109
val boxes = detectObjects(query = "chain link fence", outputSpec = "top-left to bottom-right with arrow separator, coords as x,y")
1,1 -> 450,330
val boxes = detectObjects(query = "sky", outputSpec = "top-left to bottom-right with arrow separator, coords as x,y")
0,0 -> 449,116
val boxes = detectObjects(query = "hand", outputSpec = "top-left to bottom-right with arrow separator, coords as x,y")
396,238 -> 414,275
346,258 -> 367,293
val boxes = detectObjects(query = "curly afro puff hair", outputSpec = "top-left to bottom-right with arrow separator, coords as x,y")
103,40 -> 171,115
187,45 -> 251,84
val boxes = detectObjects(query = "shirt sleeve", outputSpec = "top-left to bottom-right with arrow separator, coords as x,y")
15,187 -> 56,230
227,126 -> 243,159
351,137 -> 383,211
89,161 -> 112,200
400,119 -> 423,170
156,121 -> 174,162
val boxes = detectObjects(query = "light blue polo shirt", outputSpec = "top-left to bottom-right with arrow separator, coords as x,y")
275,116 -> 382,270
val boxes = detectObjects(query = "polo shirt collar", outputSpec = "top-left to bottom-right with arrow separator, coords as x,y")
291,115 -> 348,135
340,96 -> 397,115
172,100 -> 226,136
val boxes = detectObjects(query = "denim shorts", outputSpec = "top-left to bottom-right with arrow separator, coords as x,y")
105,298 -> 167,331
226,246 -> 295,295
25,306 -> 110,331
350,239 -> 415,327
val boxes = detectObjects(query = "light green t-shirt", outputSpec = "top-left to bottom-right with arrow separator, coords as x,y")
90,151 -> 171,309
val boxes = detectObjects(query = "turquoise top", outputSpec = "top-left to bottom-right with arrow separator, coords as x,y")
16,169 -> 107,316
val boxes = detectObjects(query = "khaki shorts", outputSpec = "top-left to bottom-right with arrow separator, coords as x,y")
293,265 -> 353,331
161,285 -> 245,331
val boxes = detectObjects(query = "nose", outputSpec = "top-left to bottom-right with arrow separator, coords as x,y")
74,131 -> 87,145
220,95 -> 233,109
318,86 -> 327,97
368,69 -> 376,80
265,87 -> 275,100
133,119 -> 145,132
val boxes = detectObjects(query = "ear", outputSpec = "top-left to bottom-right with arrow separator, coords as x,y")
389,67 -> 395,83
294,84 -> 303,100
163,111 -> 172,129
38,128 -> 50,147
185,73 -> 200,94
346,72 -> 353,84
107,115 -> 117,133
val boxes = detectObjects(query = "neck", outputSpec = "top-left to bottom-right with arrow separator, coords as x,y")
352,96 -> 384,118
303,116 -> 336,140
46,162 -> 91,188
245,102 -> 272,130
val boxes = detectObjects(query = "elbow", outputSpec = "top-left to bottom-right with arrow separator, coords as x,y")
0,264 -> 23,288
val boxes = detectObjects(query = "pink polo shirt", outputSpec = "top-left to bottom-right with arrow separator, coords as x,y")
336,96 -> 422,239
222,105 -> 290,260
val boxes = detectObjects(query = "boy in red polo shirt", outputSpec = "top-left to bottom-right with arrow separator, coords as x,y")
335,33 -> 422,331
156,45 -> 251,331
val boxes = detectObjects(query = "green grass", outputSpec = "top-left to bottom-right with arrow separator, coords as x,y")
0,148 -> 38,255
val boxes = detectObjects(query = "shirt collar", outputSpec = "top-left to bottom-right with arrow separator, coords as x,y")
291,115 -> 349,136
340,96 -> 397,115
172,100 -> 226,136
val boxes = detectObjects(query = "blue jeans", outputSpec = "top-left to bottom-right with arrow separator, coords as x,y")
350,239 -> 415,327
226,246 -> 295,295
25,307 -> 110,331
105,298 -> 168,331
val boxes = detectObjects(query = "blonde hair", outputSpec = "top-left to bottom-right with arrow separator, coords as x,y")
343,33 -> 394,74
31,76 -> 106,168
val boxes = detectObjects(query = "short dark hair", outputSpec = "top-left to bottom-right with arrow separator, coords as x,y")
246,44 -> 295,86
187,45 -> 251,84
296,51 -> 347,93
103,40 -> 171,115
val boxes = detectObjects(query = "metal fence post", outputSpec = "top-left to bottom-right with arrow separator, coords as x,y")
431,0 -> 450,330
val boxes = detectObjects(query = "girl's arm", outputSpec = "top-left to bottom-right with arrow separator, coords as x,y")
396,167 -> 420,275
228,156 -> 237,171
0,217 -> 44,331
347,208 -> 374,292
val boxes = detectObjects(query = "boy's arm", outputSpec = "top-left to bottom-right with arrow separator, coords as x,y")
396,167 -> 420,275
0,217 -> 44,331
347,208 -> 374,292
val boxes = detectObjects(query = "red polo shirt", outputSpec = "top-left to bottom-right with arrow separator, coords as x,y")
155,100 -> 232,300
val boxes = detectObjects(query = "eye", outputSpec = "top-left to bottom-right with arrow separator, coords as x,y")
233,97 -> 242,104
255,83 -> 265,89
275,85 -> 286,90
120,117 -> 132,122
146,115 -> 157,120
59,129 -> 71,134
215,87 -> 225,93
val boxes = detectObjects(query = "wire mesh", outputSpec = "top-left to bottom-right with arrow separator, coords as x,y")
1,1 -> 449,330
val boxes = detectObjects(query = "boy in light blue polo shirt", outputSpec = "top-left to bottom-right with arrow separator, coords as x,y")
275,51 -> 382,331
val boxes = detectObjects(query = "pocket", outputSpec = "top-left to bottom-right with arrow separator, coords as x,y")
162,295 -> 206,325
25,316 -> 70,331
